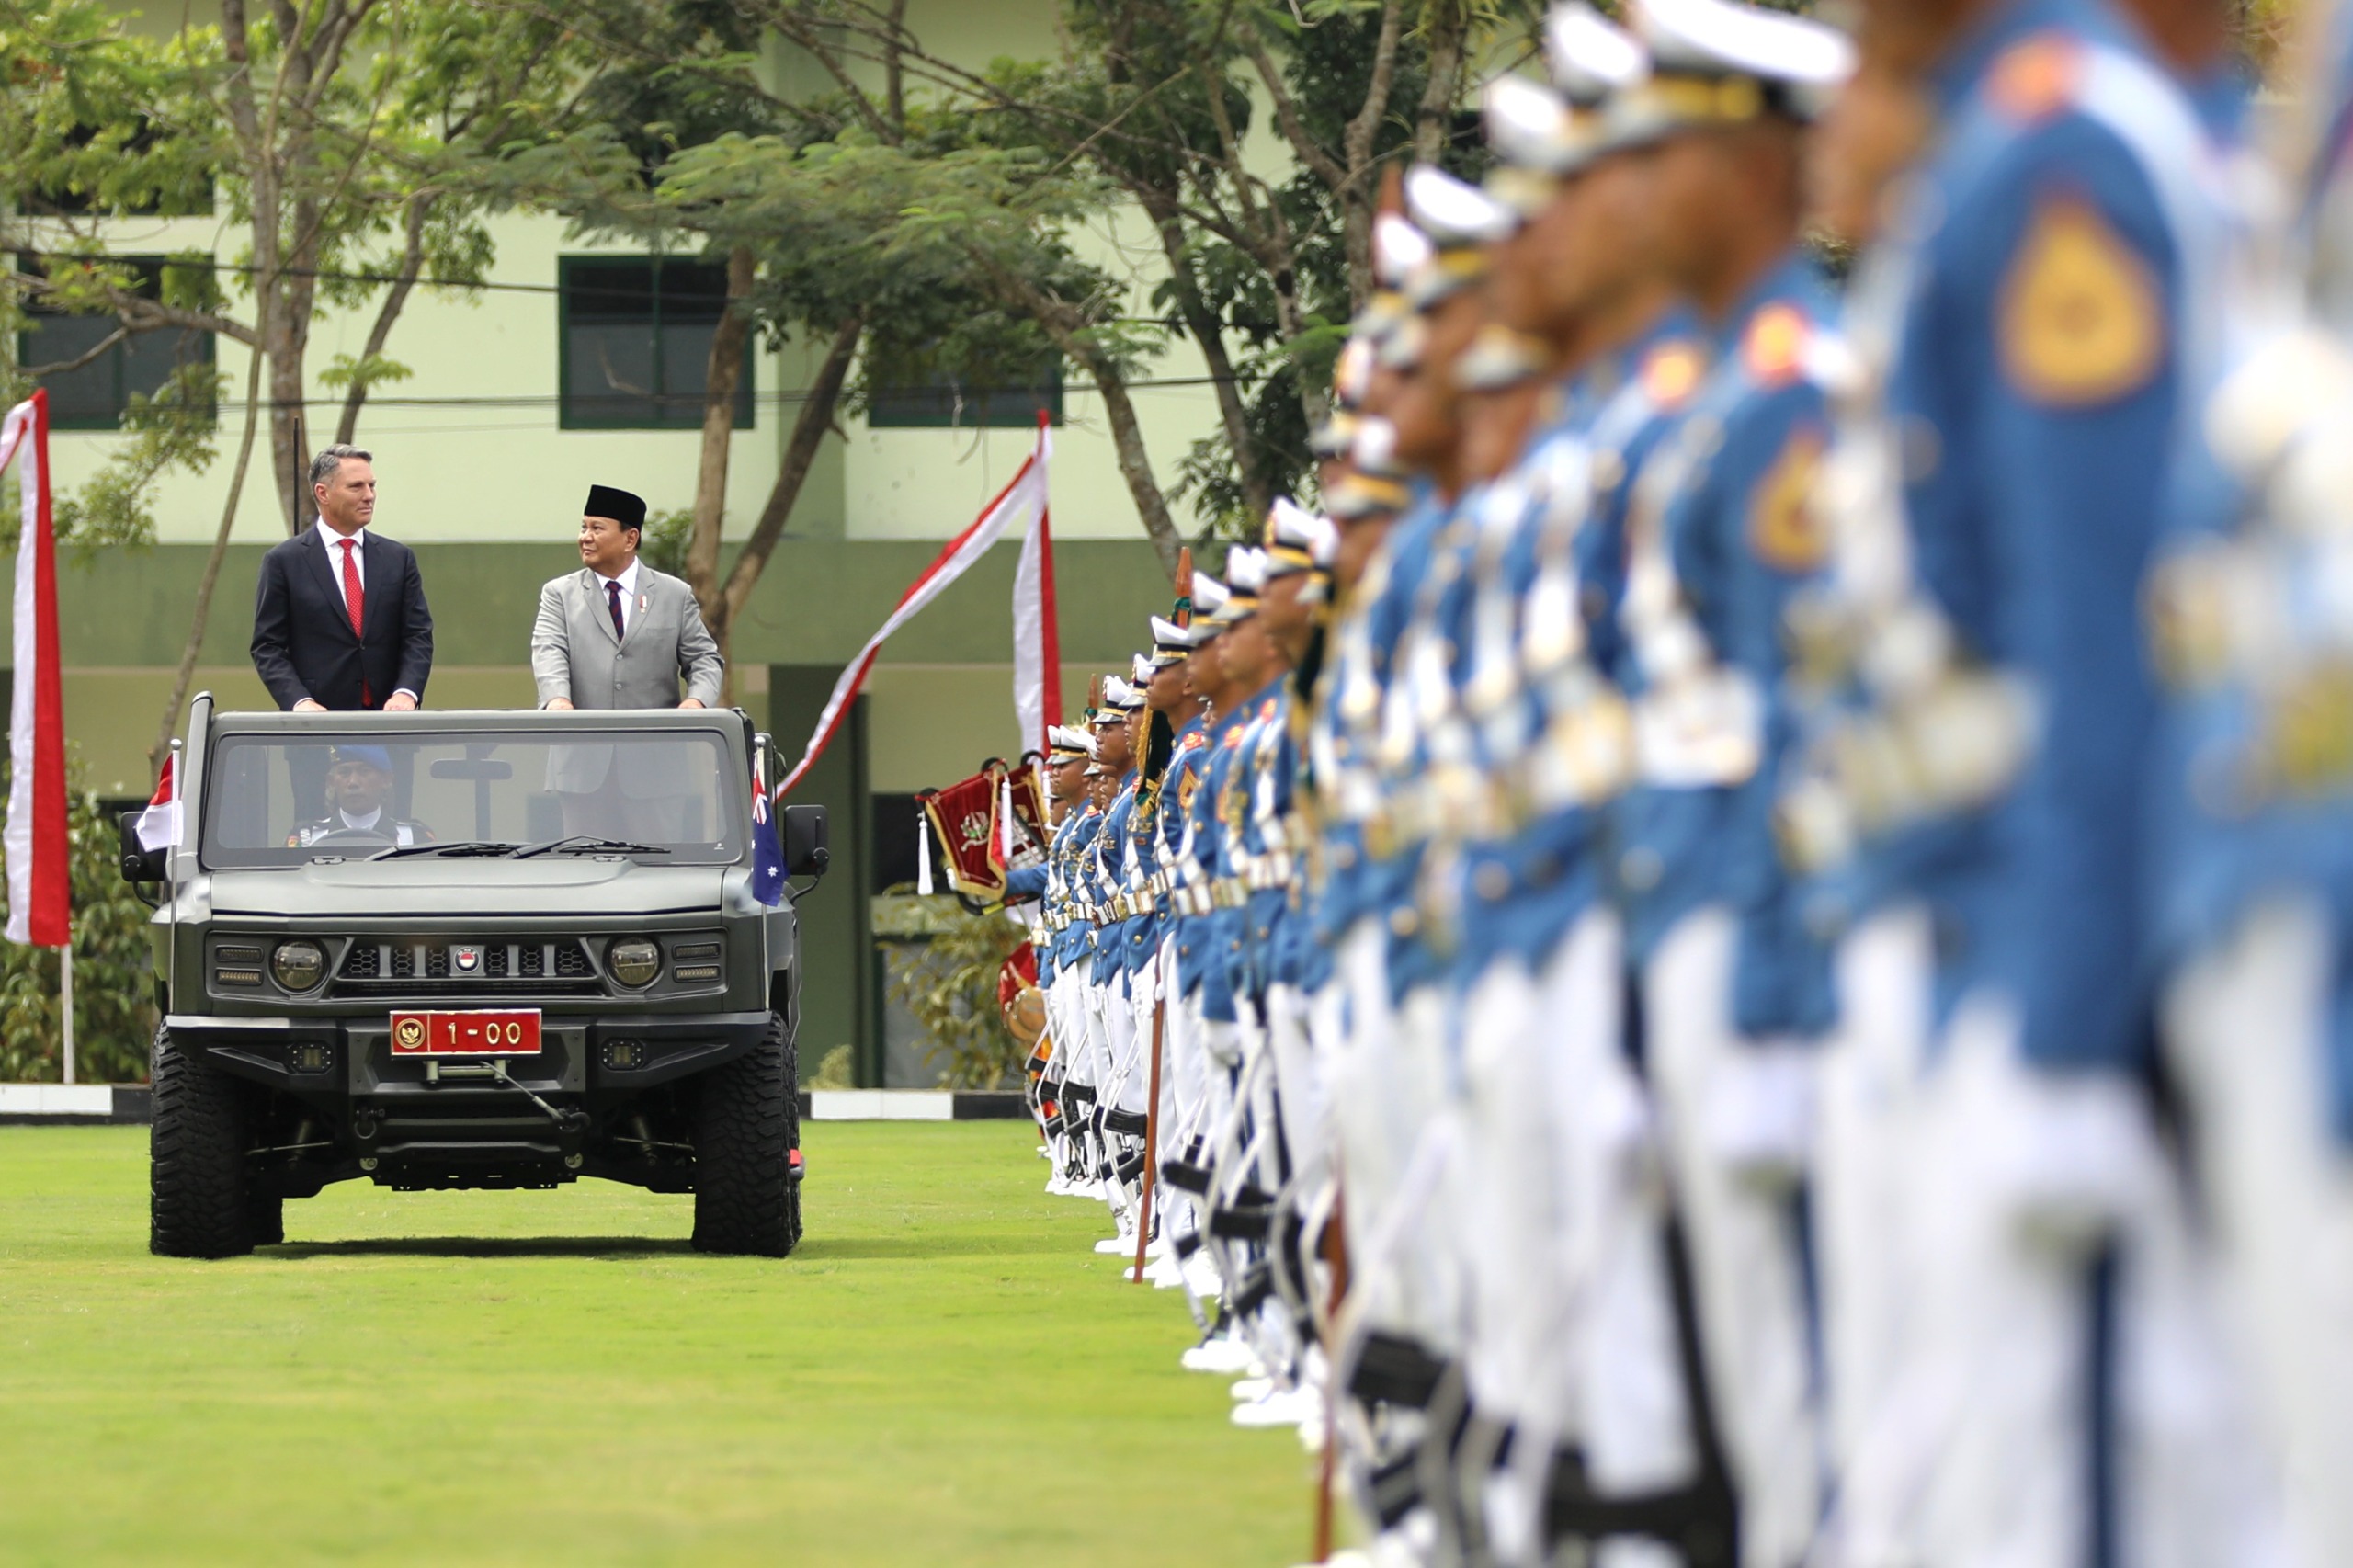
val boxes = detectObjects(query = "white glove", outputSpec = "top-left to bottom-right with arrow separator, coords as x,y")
1705,1041 -> 1817,1190
1983,1066 -> 2164,1255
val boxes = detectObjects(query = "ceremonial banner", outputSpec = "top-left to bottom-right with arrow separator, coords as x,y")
0,392 -> 67,948
776,419 -> 1051,797
987,759 -> 1051,879
1011,412 -> 1061,756
916,768 -> 1006,899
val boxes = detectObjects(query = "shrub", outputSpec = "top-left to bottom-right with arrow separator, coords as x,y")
875,890 -> 1028,1090
0,770 -> 159,1083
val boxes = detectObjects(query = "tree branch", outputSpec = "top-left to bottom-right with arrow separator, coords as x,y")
334,189 -> 433,444
720,316 -> 865,637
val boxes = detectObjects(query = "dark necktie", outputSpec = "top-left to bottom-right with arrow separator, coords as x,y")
607,578 -> 626,641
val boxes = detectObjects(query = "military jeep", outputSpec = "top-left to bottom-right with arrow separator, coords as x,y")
119,697 -> 830,1259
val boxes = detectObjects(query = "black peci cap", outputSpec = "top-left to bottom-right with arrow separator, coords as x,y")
584,483 -> 648,531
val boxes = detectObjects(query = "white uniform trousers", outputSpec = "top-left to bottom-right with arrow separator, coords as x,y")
1644,905 -> 1820,1568
1333,919 -> 1461,1355
1910,992 -> 2288,1568
2164,894 -> 2352,1567
1809,903 -> 1933,1563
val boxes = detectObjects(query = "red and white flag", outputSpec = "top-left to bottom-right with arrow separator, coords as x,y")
777,418 -> 1051,797
136,755 -> 180,853
1010,412 -> 1061,757
0,391 -> 68,948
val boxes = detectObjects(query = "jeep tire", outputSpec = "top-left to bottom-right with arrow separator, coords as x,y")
690,1010 -> 801,1256
151,1026 -> 256,1258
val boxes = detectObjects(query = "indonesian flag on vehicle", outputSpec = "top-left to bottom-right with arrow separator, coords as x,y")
136,755 -> 181,854
0,392 -> 67,948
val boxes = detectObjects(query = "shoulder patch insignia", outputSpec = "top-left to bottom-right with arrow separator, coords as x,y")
1998,196 -> 2163,407
1986,34 -> 2083,123
1743,305 -> 1810,388
1642,341 -> 1705,408
1748,429 -> 1830,572
1222,726 -> 1245,749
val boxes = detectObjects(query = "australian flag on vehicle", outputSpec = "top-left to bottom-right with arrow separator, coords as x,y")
750,751 -> 785,907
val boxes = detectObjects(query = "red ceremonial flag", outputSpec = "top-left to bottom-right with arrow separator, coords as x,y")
0,392 -> 67,948
777,419 -> 1051,798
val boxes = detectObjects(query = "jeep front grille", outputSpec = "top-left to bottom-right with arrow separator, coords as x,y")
333,938 -> 601,998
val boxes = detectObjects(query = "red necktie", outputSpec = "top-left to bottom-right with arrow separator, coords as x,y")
608,578 -> 626,641
341,538 -> 369,706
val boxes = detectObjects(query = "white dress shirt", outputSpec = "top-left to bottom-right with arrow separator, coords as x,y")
315,517 -> 369,611
595,558 -> 643,638
313,517 -> 419,704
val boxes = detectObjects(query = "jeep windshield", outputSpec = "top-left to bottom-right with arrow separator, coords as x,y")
199,726 -> 745,869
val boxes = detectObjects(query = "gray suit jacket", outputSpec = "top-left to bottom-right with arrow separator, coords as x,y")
531,565 -> 725,796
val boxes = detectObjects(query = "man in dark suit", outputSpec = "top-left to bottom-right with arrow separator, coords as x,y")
250,444 -> 434,713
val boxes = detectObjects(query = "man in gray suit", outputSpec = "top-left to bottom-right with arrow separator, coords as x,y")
531,484 -> 726,840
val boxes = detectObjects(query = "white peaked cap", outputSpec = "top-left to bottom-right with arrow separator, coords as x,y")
1483,74 -> 1588,177
1373,212 -> 1435,290
1633,0 -> 1854,103
1190,573 -> 1231,617
1098,676 -> 1144,710
1226,545 -> 1267,595
1404,165 -> 1518,248
1286,506 -> 1340,568
1352,415 -> 1402,478
1265,496 -> 1334,576
1152,614 -> 1209,651
1048,724 -> 1096,756
1548,3 -> 1648,104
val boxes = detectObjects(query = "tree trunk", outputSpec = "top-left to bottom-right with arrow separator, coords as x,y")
686,245 -> 758,629
266,311 -> 311,535
1142,201 -> 1268,520
982,263 -> 1183,579
1414,1 -> 1469,165
713,316 -> 865,666
153,346 -> 267,776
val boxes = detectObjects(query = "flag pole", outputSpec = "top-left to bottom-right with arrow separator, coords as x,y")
1131,971 -> 1166,1285
60,939 -> 74,1085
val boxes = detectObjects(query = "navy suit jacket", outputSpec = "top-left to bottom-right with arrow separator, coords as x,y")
250,528 -> 434,710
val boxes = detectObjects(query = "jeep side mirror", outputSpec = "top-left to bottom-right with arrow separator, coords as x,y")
782,804 -> 830,879
118,810 -> 166,884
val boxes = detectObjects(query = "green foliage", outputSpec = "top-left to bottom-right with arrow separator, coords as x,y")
637,506 -> 695,576
876,890 -> 1028,1090
0,762 -> 160,1084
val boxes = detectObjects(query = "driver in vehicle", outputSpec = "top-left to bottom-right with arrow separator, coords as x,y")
285,744 -> 437,847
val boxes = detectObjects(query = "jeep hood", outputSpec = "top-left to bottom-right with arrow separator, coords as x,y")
203,859 -> 732,919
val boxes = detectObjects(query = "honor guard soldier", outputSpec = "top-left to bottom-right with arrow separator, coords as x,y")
1139,611 -> 1217,1294
1788,0 -> 2259,1556
1586,0 -> 1854,1559
1086,677 -> 1151,1250
284,744 -> 436,847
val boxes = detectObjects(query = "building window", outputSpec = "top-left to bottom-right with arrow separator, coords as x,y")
560,256 -> 754,430
866,358 -> 1063,429
17,257 -> 216,431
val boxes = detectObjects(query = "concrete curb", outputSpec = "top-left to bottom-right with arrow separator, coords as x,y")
0,1085 -> 152,1125
0,1085 -> 1021,1125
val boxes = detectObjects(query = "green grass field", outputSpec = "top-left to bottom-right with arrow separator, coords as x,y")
0,1123 -> 1316,1566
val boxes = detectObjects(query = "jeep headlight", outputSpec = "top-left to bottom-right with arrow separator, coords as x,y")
272,940 -> 325,993
608,938 -> 661,989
